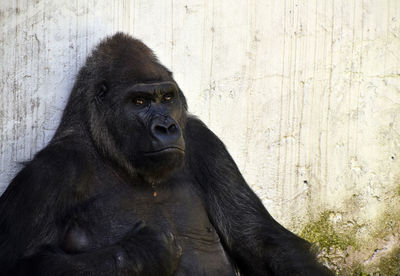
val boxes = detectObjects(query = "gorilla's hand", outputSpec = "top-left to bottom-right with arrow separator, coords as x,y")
119,222 -> 182,275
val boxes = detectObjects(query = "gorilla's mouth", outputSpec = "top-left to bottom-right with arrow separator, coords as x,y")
144,146 -> 185,155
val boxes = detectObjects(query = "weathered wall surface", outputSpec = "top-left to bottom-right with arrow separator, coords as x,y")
1,0 -> 399,274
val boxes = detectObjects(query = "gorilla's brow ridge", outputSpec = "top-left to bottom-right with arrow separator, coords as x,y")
129,81 -> 177,95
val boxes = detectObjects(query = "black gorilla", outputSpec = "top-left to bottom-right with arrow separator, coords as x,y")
0,33 -> 332,275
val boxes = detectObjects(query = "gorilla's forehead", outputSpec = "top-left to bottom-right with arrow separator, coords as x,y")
128,81 -> 177,94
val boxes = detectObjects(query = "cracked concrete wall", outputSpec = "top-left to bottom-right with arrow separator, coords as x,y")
1,0 -> 399,274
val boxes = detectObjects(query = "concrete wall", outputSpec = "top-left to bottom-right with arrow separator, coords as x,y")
1,0 -> 399,274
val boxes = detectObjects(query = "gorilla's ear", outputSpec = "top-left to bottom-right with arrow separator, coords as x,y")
93,82 -> 108,107
98,82 -> 108,98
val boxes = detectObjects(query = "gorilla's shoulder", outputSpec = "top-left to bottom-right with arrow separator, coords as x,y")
186,116 -> 215,142
11,142 -> 95,196
185,116 -> 227,154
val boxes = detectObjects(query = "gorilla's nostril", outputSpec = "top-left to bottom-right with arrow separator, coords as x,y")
155,125 -> 168,134
168,124 -> 177,133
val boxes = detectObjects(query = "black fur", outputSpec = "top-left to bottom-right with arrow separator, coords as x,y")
0,33 -> 332,276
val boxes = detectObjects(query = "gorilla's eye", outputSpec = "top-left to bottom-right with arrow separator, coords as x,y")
162,93 -> 174,103
133,97 -> 145,106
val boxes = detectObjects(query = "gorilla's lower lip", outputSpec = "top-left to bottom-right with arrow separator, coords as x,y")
144,147 -> 185,155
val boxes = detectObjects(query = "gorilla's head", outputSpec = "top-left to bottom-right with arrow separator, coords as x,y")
57,33 -> 188,182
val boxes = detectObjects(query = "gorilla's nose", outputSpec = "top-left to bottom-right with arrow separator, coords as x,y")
150,118 -> 181,145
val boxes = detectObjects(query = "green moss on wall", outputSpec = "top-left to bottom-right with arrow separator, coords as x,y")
299,209 -> 400,275
375,248 -> 400,275
300,211 -> 358,251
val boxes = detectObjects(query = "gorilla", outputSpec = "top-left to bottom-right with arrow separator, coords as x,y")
0,33 -> 332,276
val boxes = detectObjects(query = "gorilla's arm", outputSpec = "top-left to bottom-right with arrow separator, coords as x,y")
0,146 -> 178,276
185,117 -> 332,276
11,227 -> 178,276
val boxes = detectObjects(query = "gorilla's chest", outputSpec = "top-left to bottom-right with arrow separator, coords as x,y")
88,181 -> 217,244
64,179 -> 235,275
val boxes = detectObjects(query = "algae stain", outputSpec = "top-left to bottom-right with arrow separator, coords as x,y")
299,208 -> 400,275
300,211 -> 358,251
375,248 -> 400,275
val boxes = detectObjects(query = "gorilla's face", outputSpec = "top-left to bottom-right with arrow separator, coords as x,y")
104,81 -> 186,181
